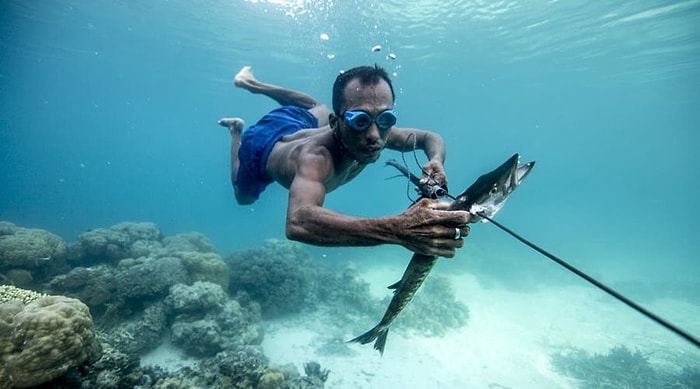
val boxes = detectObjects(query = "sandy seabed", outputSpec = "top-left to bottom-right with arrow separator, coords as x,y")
260,264 -> 700,389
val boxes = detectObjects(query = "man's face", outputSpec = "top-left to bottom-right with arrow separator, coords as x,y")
337,78 -> 394,164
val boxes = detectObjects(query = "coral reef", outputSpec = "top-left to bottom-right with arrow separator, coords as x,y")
551,344 -> 700,388
0,220 -> 331,388
159,233 -> 229,289
391,274 -> 469,336
116,256 -> 188,302
310,262 -> 381,320
70,222 -> 163,264
170,295 -> 263,357
162,232 -> 217,253
300,361 -> 330,386
0,222 -> 67,270
3,270 -> 34,288
79,339 -> 147,388
225,240 -> 311,317
0,285 -> 46,304
169,251 -> 229,290
165,281 -> 228,314
0,293 -> 101,388
47,265 -> 117,311
49,235 -> 228,316
258,367 -> 286,389
170,319 -> 224,357
106,302 -> 168,356
0,222 -> 68,287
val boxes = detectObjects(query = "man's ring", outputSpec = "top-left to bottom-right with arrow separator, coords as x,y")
454,227 -> 461,240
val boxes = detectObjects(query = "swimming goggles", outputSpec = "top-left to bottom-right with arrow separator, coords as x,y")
343,109 -> 397,131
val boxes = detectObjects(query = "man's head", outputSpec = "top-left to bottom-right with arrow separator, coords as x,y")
330,65 -> 397,164
332,65 -> 395,115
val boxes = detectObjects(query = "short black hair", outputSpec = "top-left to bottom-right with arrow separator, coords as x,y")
332,64 -> 395,115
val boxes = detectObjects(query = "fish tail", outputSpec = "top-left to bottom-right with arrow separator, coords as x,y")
373,329 -> 389,355
348,326 -> 390,355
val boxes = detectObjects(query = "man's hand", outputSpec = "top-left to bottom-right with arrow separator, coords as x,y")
393,198 -> 470,257
419,158 -> 448,194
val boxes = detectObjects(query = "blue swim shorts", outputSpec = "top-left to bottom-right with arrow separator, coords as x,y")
236,105 -> 319,200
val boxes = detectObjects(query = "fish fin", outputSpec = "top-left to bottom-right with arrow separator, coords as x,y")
347,326 -> 379,345
348,326 -> 390,355
387,280 -> 401,289
374,328 -> 389,355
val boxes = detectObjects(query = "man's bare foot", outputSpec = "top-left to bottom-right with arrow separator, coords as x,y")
218,117 -> 245,134
233,66 -> 257,90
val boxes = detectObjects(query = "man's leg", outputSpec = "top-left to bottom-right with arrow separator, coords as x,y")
218,117 -> 255,205
234,66 -> 320,109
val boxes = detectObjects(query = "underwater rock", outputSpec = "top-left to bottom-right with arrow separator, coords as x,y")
226,240 -> 311,318
0,292 -> 101,388
0,221 -> 67,269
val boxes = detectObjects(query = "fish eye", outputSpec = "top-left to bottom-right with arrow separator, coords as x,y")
489,186 -> 498,195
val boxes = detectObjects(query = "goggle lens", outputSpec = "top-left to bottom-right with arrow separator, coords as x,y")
343,109 -> 397,131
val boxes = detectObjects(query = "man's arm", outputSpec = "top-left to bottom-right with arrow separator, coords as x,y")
285,147 -> 469,257
386,127 -> 448,188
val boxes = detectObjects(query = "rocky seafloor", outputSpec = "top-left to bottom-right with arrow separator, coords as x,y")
0,220 -> 469,388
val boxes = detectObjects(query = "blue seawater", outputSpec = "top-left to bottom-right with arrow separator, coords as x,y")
1,0 -> 699,372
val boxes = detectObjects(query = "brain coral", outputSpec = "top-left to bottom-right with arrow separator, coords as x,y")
0,293 -> 101,388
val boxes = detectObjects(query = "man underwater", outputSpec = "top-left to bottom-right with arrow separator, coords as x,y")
219,65 -> 470,257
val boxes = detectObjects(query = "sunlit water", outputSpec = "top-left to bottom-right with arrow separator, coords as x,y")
1,0 -> 699,384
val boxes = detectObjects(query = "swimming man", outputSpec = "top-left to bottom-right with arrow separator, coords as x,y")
218,65 -> 470,258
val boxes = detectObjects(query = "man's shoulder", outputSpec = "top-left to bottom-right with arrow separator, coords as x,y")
269,128 -> 335,168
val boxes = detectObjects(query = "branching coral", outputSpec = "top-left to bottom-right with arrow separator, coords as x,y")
0,285 -> 46,305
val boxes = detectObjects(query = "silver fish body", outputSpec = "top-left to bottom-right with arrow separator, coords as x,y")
349,153 -> 535,354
